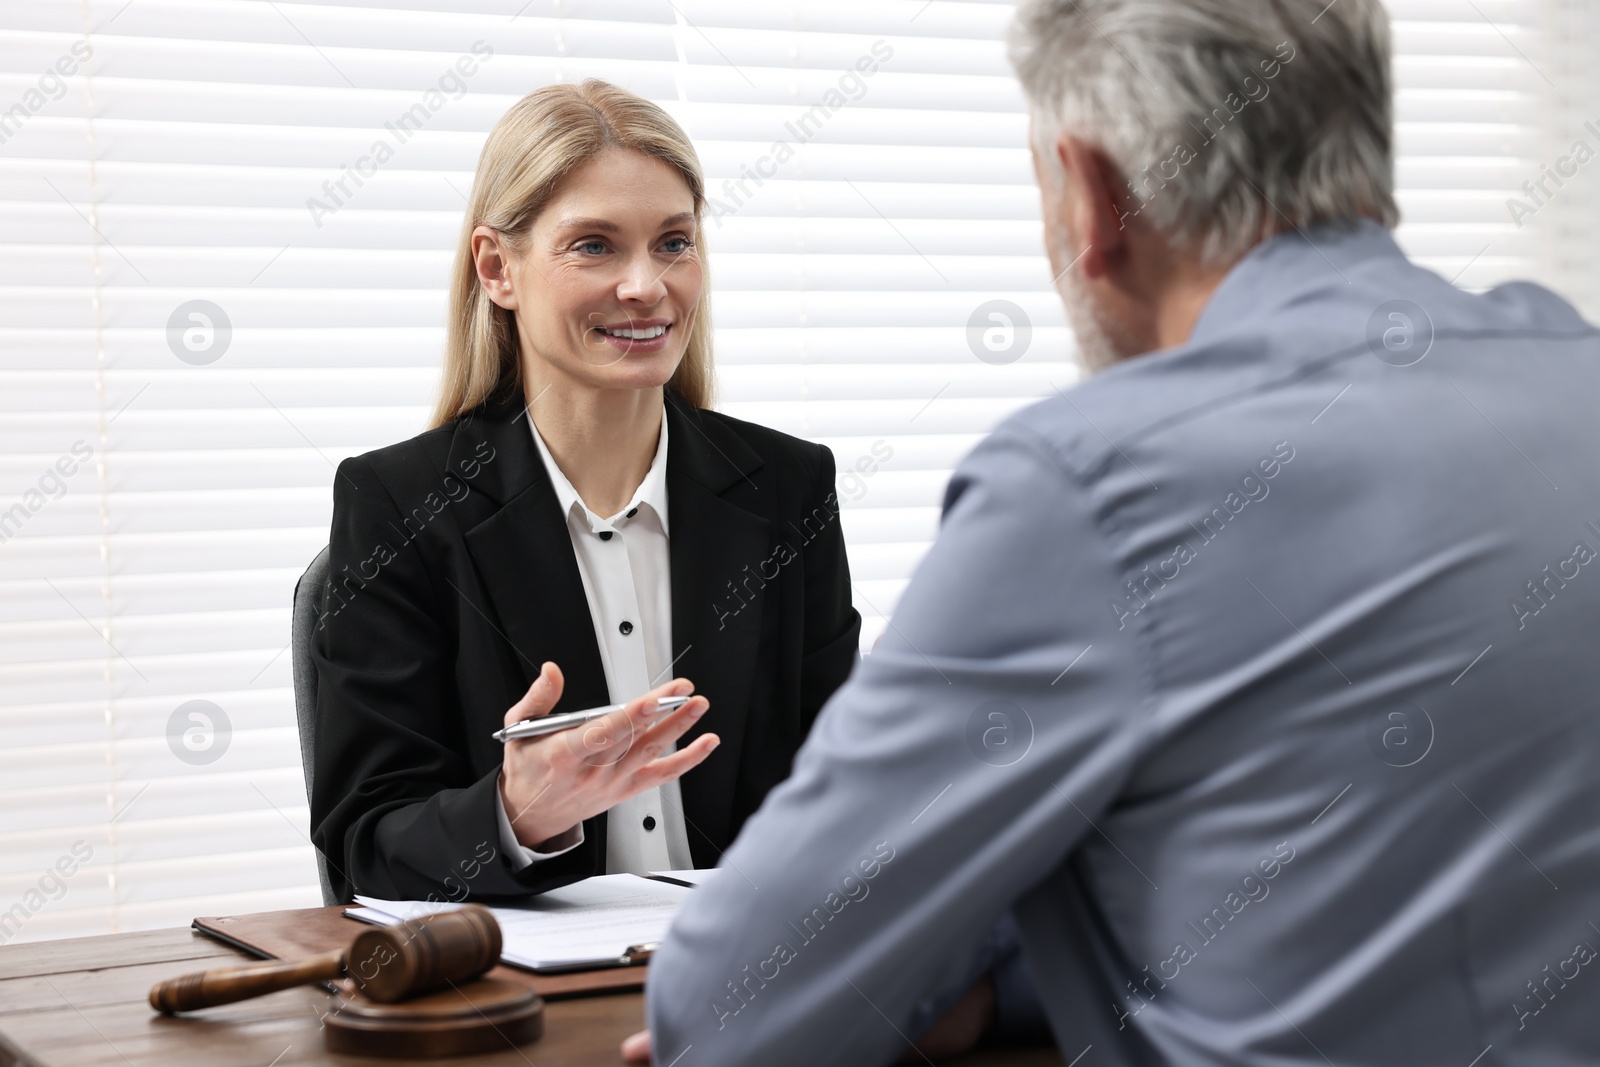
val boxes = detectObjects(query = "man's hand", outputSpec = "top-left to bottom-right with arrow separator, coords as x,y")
621,1028 -> 651,1063
622,976 -> 996,1065
902,975 -> 997,1063
499,661 -> 719,849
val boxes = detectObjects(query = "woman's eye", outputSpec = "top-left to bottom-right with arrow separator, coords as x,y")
659,236 -> 692,255
576,240 -> 608,256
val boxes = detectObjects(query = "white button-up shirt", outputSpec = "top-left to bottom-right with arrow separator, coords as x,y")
494,408 -> 695,875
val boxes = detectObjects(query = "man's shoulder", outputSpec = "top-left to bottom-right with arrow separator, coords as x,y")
993,257 -> 1600,542
993,343 -> 1303,488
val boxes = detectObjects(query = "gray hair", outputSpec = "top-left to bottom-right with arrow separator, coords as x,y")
1008,0 -> 1399,267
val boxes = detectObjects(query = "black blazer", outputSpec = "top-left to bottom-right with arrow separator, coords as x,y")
309,390 -> 861,902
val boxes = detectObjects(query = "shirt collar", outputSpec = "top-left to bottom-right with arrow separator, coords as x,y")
1188,218 -> 1405,347
528,407 -> 670,537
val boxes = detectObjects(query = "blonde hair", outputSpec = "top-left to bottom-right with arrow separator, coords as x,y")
431,79 -> 714,428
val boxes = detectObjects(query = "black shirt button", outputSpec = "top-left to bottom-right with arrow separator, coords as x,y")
643,815 -> 656,831
626,508 -> 638,518
619,620 -> 634,635
598,530 -> 614,541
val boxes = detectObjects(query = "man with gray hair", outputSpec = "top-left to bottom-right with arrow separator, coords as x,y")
632,0 -> 1600,1063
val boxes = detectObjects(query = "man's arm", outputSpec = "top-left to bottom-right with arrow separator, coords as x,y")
646,422 -> 1153,1066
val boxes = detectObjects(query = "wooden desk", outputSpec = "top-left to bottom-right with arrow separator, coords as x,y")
0,927 -> 1065,1066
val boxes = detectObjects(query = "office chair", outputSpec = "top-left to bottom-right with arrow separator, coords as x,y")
291,545 -> 340,906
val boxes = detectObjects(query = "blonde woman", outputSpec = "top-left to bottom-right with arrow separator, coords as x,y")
309,81 -> 860,901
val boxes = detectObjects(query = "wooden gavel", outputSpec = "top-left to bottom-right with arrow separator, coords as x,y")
150,905 -> 501,1013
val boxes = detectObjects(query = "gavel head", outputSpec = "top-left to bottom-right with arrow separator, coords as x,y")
345,904 -> 502,1003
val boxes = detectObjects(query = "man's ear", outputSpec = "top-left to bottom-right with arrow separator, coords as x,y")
472,225 -> 518,310
1055,135 -> 1131,280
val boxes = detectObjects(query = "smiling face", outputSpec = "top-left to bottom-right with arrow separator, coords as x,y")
474,147 -> 703,399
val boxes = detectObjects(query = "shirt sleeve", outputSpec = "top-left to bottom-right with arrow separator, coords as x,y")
644,421 -> 1153,1066
494,784 -> 587,871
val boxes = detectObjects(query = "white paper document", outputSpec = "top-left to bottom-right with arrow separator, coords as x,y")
646,868 -> 719,887
349,873 -> 694,972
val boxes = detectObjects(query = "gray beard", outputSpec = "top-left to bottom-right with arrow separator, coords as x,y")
1060,269 -> 1124,377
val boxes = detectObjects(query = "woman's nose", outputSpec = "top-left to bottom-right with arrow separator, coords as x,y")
616,254 -> 669,304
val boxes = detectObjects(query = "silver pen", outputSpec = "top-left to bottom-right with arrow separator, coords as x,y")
492,695 -> 692,743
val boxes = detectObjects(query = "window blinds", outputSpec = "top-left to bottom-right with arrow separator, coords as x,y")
1389,0 -> 1545,293
1534,0 -> 1600,322
0,0 -> 1567,941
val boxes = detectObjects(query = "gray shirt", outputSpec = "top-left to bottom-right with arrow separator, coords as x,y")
647,221 -> 1600,1066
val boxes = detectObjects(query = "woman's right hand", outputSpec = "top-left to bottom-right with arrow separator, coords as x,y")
497,661 -> 719,851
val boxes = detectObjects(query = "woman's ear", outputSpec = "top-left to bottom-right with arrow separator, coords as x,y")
472,225 -> 518,310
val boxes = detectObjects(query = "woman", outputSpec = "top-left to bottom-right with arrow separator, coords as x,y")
309,81 -> 861,902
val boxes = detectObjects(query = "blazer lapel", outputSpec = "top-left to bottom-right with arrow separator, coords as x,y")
665,397 -> 769,860
448,390 -> 769,864
451,391 -> 611,715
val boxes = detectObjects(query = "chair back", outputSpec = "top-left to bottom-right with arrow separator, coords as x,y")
291,545 -> 339,906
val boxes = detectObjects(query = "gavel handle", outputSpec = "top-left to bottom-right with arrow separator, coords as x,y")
149,949 -> 346,1013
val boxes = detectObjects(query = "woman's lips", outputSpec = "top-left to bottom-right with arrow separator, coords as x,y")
593,322 -> 673,353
